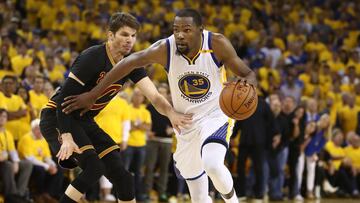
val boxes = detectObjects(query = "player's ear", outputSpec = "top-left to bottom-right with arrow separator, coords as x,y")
199,25 -> 204,32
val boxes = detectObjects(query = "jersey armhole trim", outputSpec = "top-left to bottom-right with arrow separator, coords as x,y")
165,38 -> 171,73
68,72 -> 85,86
208,32 -> 223,68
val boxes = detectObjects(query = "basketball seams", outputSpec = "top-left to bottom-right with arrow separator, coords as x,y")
231,89 -> 258,116
230,81 -> 240,111
220,89 -> 233,116
230,83 -> 251,118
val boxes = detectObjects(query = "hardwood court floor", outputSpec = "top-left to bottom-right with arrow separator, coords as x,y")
97,198 -> 360,203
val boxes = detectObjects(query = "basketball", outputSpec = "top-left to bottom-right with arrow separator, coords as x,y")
219,81 -> 258,120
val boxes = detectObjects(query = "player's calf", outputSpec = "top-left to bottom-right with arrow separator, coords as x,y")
101,151 -> 135,202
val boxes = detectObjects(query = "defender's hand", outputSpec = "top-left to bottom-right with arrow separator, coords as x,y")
62,92 -> 97,116
168,110 -> 193,134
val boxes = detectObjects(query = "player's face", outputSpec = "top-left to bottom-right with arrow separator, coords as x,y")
173,17 -> 202,55
110,26 -> 137,55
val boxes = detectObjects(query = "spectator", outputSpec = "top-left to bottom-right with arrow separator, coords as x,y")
324,128 -> 356,197
17,119 -> 63,203
94,93 -> 131,202
280,69 -> 303,103
28,75 -> 48,118
124,88 -> 151,201
304,114 -> 331,199
267,96 -> 291,201
1,75 -> 29,141
232,97 -> 278,201
144,83 -> 173,202
0,108 -> 32,200
0,54 -> 15,79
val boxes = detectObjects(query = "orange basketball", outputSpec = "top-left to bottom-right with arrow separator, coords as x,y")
219,82 -> 258,120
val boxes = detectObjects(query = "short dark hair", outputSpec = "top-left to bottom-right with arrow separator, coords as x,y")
2,75 -> 17,82
109,12 -> 140,33
0,108 -> 7,115
176,9 -> 202,26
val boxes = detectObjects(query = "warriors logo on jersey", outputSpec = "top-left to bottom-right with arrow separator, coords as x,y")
178,71 -> 212,103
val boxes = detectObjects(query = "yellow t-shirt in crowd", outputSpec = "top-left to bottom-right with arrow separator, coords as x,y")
11,55 -> 33,75
127,105 -> 151,147
337,105 -> 360,133
95,96 -> 131,144
325,141 -> 345,170
345,146 -> 360,169
18,133 -> 51,161
37,3 -> 57,30
0,70 -> 16,80
2,94 -> 30,140
48,69 -> 64,83
0,130 -> 16,152
0,92 -> 8,109
29,90 -> 48,118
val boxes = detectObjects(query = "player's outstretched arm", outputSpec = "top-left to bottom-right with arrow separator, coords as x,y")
135,77 -> 192,133
62,40 -> 168,115
212,33 -> 257,86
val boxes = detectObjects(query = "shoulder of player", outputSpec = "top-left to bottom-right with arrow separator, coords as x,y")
80,44 -> 105,57
210,32 -> 234,60
147,39 -> 167,52
210,32 -> 228,50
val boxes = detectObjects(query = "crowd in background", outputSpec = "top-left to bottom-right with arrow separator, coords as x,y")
1,0 -> 360,202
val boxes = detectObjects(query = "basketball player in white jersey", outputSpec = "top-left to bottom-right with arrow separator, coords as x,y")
61,9 -> 257,203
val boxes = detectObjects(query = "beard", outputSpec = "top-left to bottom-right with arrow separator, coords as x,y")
176,44 -> 190,55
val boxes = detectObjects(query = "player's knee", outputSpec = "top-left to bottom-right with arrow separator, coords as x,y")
81,150 -> 105,179
202,157 -> 222,177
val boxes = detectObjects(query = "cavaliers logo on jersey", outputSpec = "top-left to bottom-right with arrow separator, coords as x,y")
91,84 -> 122,110
178,74 -> 211,99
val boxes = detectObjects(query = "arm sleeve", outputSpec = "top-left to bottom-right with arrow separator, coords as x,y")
122,120 -> 131,142
127,67 -> 147,84
26,156 -> 50,170
44,157 -> 56,167
9,150 -> 20,162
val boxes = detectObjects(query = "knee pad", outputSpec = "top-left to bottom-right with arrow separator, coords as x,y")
102,151 -> 135,201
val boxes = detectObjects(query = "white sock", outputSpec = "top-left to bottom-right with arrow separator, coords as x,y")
202,143 -> 238,203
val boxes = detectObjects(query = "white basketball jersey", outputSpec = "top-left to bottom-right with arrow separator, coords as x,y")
166,30 -> 228,132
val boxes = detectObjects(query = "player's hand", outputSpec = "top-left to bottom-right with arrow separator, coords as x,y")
168,110 -> 193,134
56,133 -> 82,161
62,92 -> 97,116
223,78 -> 256,88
